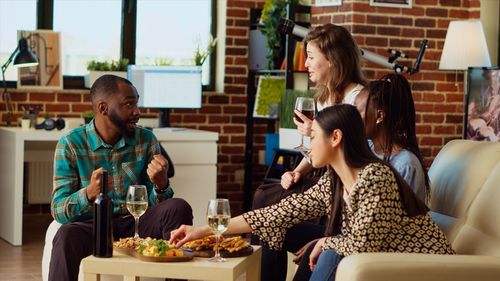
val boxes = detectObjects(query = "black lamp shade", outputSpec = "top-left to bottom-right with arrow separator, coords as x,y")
13,38 -> 39,67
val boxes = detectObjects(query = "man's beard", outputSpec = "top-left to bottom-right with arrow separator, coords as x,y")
108,110 -> 136,138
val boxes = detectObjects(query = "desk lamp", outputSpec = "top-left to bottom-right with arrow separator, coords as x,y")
1,37 -> 39,126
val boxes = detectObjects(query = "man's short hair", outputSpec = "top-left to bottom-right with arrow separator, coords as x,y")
89,74 -> 134,101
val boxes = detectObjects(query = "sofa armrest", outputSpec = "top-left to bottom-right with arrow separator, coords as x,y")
336,253 -> 500,281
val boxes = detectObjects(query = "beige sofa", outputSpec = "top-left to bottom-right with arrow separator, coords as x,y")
336,140 -> 500,281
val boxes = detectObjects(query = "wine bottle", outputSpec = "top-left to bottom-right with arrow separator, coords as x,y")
93,170 -> 113,257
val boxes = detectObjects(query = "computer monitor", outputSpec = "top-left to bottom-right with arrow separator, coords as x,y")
127,65 -> 202,127
128,65 -> 202,109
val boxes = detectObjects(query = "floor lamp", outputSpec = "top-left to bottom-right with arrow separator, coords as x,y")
1,37 -> 39,126
439,20 -> 492,93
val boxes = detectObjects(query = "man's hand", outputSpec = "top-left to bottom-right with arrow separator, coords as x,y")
281,171 -> 301,190
85,167 -> 106,202
147,154 -> 169,190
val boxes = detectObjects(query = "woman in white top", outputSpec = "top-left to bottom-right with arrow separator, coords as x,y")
284,23 -> 366,189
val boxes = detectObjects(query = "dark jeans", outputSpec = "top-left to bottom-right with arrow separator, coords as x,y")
48,198 -> 193,281
252,177 -> 325,281
293,240 -> 317,281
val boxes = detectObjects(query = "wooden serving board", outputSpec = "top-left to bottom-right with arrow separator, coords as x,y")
113,247 -> 194,262
182,246 -> 253,258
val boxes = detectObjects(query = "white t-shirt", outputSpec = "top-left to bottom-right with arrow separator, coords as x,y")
316,83 -> 364,111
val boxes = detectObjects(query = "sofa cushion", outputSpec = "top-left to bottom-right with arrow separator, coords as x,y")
428,140 -> 500,256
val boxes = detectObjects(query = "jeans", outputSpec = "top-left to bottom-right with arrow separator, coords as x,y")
309,249 -> 344,281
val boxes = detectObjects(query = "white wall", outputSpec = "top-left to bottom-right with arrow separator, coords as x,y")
215,0 -> 227,93
481,0 -> 499,65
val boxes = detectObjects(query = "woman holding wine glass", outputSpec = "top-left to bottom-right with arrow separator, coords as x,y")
170,105 -> 454,281
288,23 -> 366,188
252,23 -> 366,281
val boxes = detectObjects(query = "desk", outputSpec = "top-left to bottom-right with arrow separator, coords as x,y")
81,246 -> 261,281
0,127 -> 218,246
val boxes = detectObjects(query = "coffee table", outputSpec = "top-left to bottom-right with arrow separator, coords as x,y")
81,246 -> 261,281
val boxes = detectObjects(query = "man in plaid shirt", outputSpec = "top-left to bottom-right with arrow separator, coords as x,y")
49,75 -> 193,281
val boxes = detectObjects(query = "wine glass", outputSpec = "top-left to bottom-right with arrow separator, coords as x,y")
126,185 -> 148,239
294,97 -> 315,161
206,199 -> 231,262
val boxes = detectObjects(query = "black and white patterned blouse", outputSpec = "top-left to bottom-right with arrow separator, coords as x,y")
243,162 -> 454,256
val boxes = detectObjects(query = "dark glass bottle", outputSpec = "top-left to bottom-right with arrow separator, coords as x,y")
93,170 -> 113,257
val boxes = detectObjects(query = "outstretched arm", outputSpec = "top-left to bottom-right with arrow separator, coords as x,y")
169,216 -> 251,248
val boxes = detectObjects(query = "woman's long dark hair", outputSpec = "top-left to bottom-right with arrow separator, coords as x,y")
304,24 -> 365,105
315,105 -> 429,236
363,73 -> 430,202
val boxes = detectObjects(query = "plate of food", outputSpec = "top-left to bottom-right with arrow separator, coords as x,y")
182,235 -> 253,258
113,237 -> 193,262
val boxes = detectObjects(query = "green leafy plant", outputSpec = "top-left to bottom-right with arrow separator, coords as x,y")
194,35 -> 217,66
82,111 -> 93,118
260,0 -> 298,69
82,111 -> 94,124
87,58 -> 129,71
279,89 -> 314,129
154,58 -> 174,66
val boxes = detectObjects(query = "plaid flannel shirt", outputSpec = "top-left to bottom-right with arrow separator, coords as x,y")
51,121 -> 173,223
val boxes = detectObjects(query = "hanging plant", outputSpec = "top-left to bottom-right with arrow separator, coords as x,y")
260,0 -> 298,70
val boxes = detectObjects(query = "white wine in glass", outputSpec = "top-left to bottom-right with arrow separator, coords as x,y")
206,199 -> 231,262
126,185 -> 148,239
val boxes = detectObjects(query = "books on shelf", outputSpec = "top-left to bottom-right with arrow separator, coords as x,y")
280,41 -> 307,72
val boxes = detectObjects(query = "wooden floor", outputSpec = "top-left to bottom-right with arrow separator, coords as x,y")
0,214 -> 53,281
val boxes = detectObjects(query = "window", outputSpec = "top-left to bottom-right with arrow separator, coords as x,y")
1,0 -> 216,89
136,0 -> 214,86
53,0 -> 121,76
0,0 -> 37,81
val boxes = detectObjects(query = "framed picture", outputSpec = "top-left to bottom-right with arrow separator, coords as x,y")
370,0 -> 412,8
253,76 -> 286,119
315,0 -> 342,7
464,67 -> 500,142
17,30 -> 62,90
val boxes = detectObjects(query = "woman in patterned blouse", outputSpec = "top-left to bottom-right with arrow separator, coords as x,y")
169,104 -> 454,280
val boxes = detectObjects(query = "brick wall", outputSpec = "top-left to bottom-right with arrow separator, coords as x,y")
2,0 -> 268,216
310,0 -> 480,166
1,0 -> 481,216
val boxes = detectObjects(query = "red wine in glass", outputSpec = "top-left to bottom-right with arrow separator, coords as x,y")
294,97 -> 315,162
294,109 -> 315,123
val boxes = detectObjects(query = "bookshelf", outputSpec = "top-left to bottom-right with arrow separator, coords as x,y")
243,4 -> 311,211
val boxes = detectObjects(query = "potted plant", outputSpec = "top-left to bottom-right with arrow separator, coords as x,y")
193,35 -> 217,66
20,112 -> 31,130
260,0 -> 298,69
82,111 -> 94,124
84,58 -> 129,88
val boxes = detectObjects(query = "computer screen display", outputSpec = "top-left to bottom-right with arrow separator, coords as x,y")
127,65 -> 202,109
